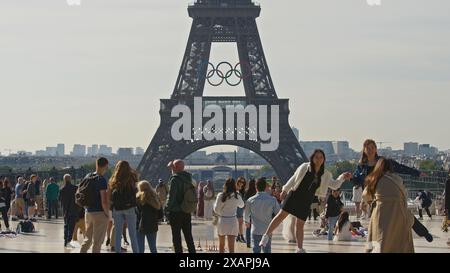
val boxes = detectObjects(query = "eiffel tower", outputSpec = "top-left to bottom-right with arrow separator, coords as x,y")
137,0 -> 308,183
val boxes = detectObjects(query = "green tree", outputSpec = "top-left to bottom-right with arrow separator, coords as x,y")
419,160 -> 438,171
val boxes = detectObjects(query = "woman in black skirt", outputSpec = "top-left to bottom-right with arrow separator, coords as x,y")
259,149 -> 352,253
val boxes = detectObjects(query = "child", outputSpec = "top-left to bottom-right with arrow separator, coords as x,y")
136,180 -> 161,253
325,189 -> 344,240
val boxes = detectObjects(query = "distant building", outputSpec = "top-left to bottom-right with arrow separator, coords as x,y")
135,147 -> 145,155
99,145 -> 113,156
35,150 -> 47,156
71,144 -> 86,157
91,145 -> 99,156
117,148 -> 133,157
419,144 -> 438,157
56,143 -> 65,157
332,141 -> 350,156
292,127 -> 299,141
45,147 -> 57,156
237,147 -> 250,155
300,141 -> 335,156
404,142 -> 419,156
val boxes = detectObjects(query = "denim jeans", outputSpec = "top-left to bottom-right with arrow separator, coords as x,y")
246,225 -> 251,248
137,232 -> 157,253
112,207 -> 139,253
252,234 -> 271,253
327,216 -> 339,240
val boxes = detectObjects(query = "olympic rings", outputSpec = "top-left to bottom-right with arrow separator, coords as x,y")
202,61 -> 252,87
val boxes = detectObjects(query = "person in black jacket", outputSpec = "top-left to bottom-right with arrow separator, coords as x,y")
59,174 -> 79,247
325,189 -> 344,241
136,180 -> 162,253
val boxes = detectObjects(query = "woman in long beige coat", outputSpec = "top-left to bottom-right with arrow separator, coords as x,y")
363,157 -> 415,253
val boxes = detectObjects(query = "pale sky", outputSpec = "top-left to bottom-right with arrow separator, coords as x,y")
1,0 -> 449,155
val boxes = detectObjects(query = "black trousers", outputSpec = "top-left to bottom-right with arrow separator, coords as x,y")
168,211 -> 196,253
63,214 -> 77,244
1,206 -> 9,228
418,206 -> 432,218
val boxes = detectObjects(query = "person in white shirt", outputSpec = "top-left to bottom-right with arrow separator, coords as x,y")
213,178 -> 245,253
259,149 -> 352,253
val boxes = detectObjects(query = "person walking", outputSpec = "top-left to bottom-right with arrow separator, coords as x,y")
24,175 -> 37,220
363,157 -> 415,253
108,161 -> 139,253
46,178 -> 60,219
214,178 -> 245,253
258,149 -> 352,253
244,177 -> 280,253
136,180 -> 161,253
80,157 -> 110,253
14,176 -> 25,219
59,174 -> 79,248
165,159 -> 196,253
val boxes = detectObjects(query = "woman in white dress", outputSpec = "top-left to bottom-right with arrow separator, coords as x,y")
213,178 -> 245,253
352,184 -> 363,219
203,180 -> 215,220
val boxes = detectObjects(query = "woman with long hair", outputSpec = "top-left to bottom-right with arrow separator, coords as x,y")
244,178 -> 256,248
259,149 -> 352,253
136,180 -> 161,253
363,157 -> 414,253
334,211 -> 353,241
214,178 -> 245,253
235,177 -> 247,243
203,180 -> 215,220
353,139 -> 425,218
108,161 -> 139,253
353,139 -> 432,242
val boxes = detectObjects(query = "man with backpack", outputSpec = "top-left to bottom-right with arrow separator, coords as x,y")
415,190 -> 433,220
79,157 -> 110,253
59,174 -> 79,248
165,159 -> 196,253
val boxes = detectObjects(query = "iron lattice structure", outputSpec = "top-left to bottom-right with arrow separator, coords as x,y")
138,0 -> 308,182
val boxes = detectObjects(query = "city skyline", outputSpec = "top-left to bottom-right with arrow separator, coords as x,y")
1,0 -> 449,154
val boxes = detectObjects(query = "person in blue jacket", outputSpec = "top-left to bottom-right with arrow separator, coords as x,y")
353,139 -> 432,242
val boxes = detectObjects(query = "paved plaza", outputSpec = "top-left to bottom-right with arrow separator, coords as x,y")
1,216 -> 449,253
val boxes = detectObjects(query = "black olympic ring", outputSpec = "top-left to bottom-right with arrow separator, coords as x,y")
202,61 -> 252,87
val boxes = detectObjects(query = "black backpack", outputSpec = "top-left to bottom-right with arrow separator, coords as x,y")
75,174 -> 99,208
111,187 -> 136,211
16,220 -> 35,233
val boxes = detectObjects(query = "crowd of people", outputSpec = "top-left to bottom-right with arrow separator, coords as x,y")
1,139 -> 449,253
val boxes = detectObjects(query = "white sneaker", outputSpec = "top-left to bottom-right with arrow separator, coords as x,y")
259,234 -> 270,247
296,248 -> 307,253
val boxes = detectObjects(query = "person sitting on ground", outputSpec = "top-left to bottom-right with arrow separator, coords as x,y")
334,211 -> 353,241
